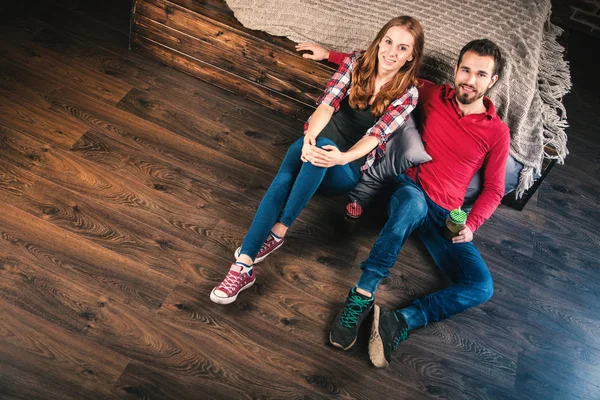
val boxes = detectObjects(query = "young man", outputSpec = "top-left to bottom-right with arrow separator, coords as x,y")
297,39 -> 510,368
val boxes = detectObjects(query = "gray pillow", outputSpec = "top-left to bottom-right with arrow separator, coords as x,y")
385,113 -> 432,175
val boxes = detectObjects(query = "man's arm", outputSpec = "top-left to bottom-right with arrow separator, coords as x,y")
465,127 -> 511,233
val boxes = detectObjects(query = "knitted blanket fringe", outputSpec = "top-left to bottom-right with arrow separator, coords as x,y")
514,18 -> 571,197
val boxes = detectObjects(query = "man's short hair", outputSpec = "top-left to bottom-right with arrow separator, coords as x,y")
457,39 -> 504,78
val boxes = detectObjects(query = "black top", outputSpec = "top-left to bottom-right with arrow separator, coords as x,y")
318,97 -> 377,167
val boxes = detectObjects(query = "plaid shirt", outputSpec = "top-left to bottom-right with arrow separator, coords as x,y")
304,51 -> 419,172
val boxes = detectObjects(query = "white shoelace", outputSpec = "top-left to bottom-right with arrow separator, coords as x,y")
219,270 -> 243,294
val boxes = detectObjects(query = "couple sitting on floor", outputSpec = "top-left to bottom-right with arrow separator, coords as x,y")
209,15 -> 509,369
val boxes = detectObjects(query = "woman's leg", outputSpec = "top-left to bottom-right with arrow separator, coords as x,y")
317,159 -> 361,196
238,138 -> 305,262
211,138 -> 306,305
278,137 -> 352,225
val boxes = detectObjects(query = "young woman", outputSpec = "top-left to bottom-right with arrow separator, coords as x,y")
210,16 -> 425,304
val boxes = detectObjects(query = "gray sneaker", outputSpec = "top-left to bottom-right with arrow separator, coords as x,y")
368,305 -> 409,368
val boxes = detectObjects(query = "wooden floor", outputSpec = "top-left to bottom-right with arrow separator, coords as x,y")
1,1 -> 599,399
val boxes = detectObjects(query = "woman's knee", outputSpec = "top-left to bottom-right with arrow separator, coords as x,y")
286,137 -> 305,155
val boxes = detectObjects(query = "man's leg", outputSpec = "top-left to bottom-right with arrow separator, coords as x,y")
400,214 -> 493,329
357,177 -> 430,294
369,203 -> 493,367
330,175 -> 428,350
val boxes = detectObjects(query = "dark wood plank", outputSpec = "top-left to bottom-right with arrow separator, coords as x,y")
9,3 -> 310,147
0,58 -> 64,107
112,360 -> 290,400
156,284 -> 430,399
133,13 -> 323,104
0,88 -> 88,149
166,0 -> 325,56
0,222 -> 308,398
515,348 -> 600,400
116,87 -> 291,173
46,87 -> 259,192
0,152 -> 40,203
71,129 -> 261,226
1,173 -> 212,288
0,236 -> 114,334
0,300 -> 129,400
26,23 -> 306,141
15,4 -> 307,132
0,123 -> 220,249
475,204 -> 537,258
134,0 -> 333,84
45,0 -> 132,35
4,28 -> 271,182
112,360 -> 307,400
0,197 -> 176,310
0,32 -> 132,105
131,33 -> 312,120
1,215 -> 311,399
34,5 -> 132,54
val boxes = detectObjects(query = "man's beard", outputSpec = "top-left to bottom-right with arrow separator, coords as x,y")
456,84 -> 485,104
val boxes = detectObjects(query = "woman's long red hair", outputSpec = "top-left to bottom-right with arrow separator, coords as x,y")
349,16 -> 424,116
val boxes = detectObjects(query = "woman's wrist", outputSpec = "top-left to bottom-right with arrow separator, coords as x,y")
339,151 -> 351,165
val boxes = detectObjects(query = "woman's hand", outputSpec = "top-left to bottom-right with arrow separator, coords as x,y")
295,43 -> 330,61
301,134 -> 317,162
309,145 -> 347,168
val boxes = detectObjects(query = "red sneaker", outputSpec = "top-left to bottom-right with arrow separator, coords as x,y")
210,264 -> 256,305
234,234 -> 284,263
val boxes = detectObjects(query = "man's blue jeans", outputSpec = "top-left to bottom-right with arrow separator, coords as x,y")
240,137 -> 360,261
357,174 -> 494,330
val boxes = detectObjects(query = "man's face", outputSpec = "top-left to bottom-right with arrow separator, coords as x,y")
454,51 -> 498,105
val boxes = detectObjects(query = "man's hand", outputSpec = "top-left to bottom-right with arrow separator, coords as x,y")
295,43 -> 330,61
308,145 -> 346,168
452,226 -> 474,244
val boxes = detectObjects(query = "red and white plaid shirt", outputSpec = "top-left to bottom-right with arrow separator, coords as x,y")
304,51 -> 418,172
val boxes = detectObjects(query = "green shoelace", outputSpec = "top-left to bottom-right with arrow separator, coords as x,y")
393,329 -> 409,350
340,295 -> 372,328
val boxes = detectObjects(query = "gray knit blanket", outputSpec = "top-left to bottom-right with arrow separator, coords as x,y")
225,0 -> 571,196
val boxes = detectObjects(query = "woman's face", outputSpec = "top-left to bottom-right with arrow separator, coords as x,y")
377,25 -> 415,76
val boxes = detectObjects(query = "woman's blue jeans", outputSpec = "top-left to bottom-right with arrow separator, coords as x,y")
239,137 -> 360,261
357,174 -> 494,330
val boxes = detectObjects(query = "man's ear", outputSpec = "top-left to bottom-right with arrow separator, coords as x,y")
488,74 -> 499,88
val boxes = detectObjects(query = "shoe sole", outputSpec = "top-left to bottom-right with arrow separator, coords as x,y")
234,240 -> 284,264
329,331 -> 357,351
368,305 -> 389,368
209,279 -> 255,305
